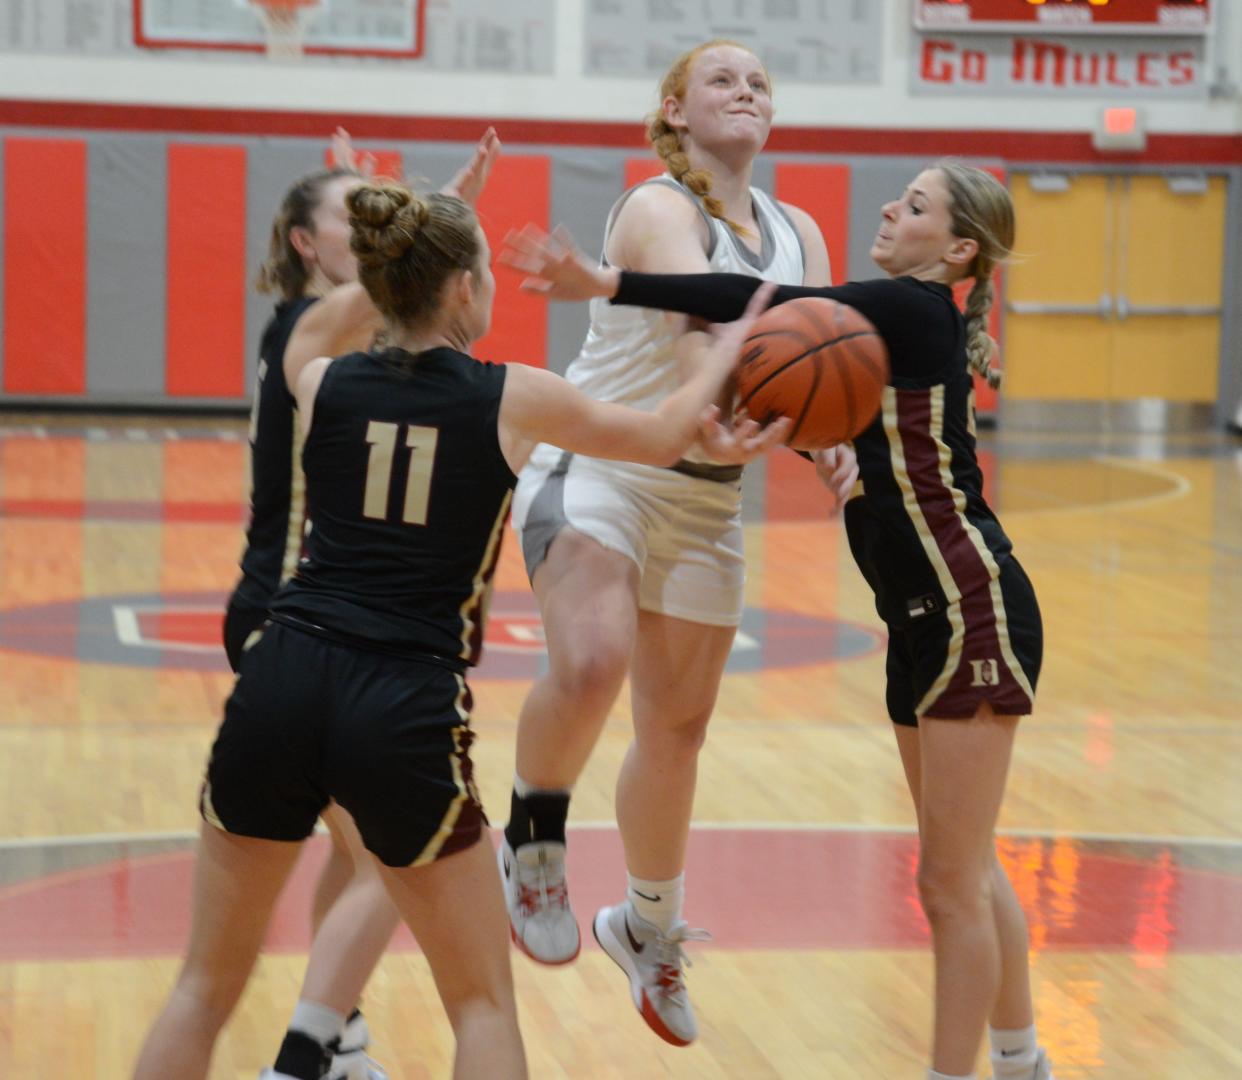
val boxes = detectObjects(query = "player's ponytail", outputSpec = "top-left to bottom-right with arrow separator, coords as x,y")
256,167 -> 358,301
936,159 -> 1014,390
647,39 -> 765,237
346,182 -> 480,330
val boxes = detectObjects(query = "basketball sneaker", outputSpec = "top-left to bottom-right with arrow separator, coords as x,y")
498,837 -> 580,964
592,901 -> 710,1047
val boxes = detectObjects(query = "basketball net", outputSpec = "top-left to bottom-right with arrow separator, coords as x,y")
250,0 -> 321,61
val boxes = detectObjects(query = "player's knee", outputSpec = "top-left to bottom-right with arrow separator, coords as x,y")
915,857 -> 992,926
441,981 -> 519,1036
636,707 -> 712,758
550,633 -> 630,703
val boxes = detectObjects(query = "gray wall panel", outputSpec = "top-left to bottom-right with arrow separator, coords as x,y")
86,137 -> 167,399
547,148 -> 626,376
846,158 -> 926,281
0,138 -> 5,390
246,141 -> 329,395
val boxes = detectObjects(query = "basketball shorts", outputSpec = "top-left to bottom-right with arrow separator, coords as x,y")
201,621 -> 487,867
512,442 -> 746,628
885,556 -> 1042,727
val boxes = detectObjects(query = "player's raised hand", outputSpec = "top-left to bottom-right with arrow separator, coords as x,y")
329,127 -> 377,178
441,127 -> 501,206
500,224 -> 620,301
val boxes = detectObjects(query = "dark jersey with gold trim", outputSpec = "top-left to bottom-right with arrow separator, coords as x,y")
232,297 -> 317,610
611,270 -> 1016,628
269,347 -> 515,666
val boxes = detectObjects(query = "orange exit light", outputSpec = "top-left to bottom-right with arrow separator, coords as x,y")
1104,107 -> 1137,134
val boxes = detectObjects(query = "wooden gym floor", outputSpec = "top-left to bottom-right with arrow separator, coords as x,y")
0,414 -> 1239,1078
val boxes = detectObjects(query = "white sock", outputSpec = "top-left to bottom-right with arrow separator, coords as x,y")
990,1024 -> 1039,1076
513,772 -> 570,798
928,1071 -> 975,1080
626,871 -> 685,935
288,999 -> 346,1047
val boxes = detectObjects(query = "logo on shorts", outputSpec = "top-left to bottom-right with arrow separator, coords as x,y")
969,658 -> 1000,686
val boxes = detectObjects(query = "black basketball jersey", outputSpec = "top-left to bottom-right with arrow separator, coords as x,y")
269,347 -> 516,667
611,270 -> 1016,628
233,296 -> 318,610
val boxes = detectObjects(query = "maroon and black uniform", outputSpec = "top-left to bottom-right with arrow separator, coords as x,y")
224,296 -> 317,671
203,347 -> 516,866
611,270 -> 1042,725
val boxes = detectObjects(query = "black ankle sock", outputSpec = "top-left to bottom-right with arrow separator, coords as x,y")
272,1029 -> 332,1080
504,789 -> 571,848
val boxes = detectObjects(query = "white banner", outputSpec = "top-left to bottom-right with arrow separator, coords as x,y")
911,33 -> 1206,98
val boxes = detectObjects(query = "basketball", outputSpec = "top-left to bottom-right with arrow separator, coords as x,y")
736,297 -> 889,451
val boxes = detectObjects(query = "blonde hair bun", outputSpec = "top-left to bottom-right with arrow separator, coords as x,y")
347,182 -> 429,268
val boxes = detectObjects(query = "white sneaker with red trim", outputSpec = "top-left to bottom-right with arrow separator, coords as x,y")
498,837 -> 580,964
592,900 -> 710,1047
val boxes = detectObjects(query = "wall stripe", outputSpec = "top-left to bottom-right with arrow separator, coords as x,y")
775,163 -> 851,284
3,101 -> 1239,164
165,143 -> 247,397
0,137 -> 5,390
87,138 -> 168,399
472,154 -> 550,368
625,156 -> 665,190
2,137 -> 87,394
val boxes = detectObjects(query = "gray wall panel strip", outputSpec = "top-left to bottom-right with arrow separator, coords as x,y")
547,148 -> 625,376
0,137 -> 5,391
246,141 -> 329,397
847,158 -> 926,281
86,136 -> 167,399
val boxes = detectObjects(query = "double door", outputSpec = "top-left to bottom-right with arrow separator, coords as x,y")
1003,172 -> 1227,409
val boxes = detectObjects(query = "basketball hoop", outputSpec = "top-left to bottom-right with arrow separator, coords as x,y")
248,0 -> 321,61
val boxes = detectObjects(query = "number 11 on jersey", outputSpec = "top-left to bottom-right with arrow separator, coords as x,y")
363,420 -> 440,525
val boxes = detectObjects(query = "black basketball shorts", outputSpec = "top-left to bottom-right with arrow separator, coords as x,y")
201,621 -> 487,867
885,555 -> 1042,727
222,595 -> 267,673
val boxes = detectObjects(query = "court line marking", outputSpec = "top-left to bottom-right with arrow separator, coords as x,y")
111,604 -> 224,654
2,822 -> 1239,851
1005,455 -> 1192,518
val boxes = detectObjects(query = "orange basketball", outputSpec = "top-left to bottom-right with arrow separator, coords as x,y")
736,297 -> 889,451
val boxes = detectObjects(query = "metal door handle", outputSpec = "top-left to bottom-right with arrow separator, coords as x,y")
1007,295 -> 1113,317
1114,298 -> 1221,320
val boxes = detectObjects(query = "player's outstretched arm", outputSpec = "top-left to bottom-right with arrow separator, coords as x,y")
284,282 -> 383,396
498,283 -> 774,472
440,127 -> 501,207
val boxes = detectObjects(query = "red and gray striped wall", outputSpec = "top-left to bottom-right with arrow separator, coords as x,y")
0,130 -> 856,408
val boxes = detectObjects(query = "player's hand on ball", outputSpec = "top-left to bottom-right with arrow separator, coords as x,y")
697,407 -> 791,465
811,443 -> 859,518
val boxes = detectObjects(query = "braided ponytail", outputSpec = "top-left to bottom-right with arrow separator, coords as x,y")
963,278 -> 1002,389
935,159 -> 1014,390
646,39 -> 765,237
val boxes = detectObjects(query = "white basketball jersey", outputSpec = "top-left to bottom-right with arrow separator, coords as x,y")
564,177 -> 807,455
